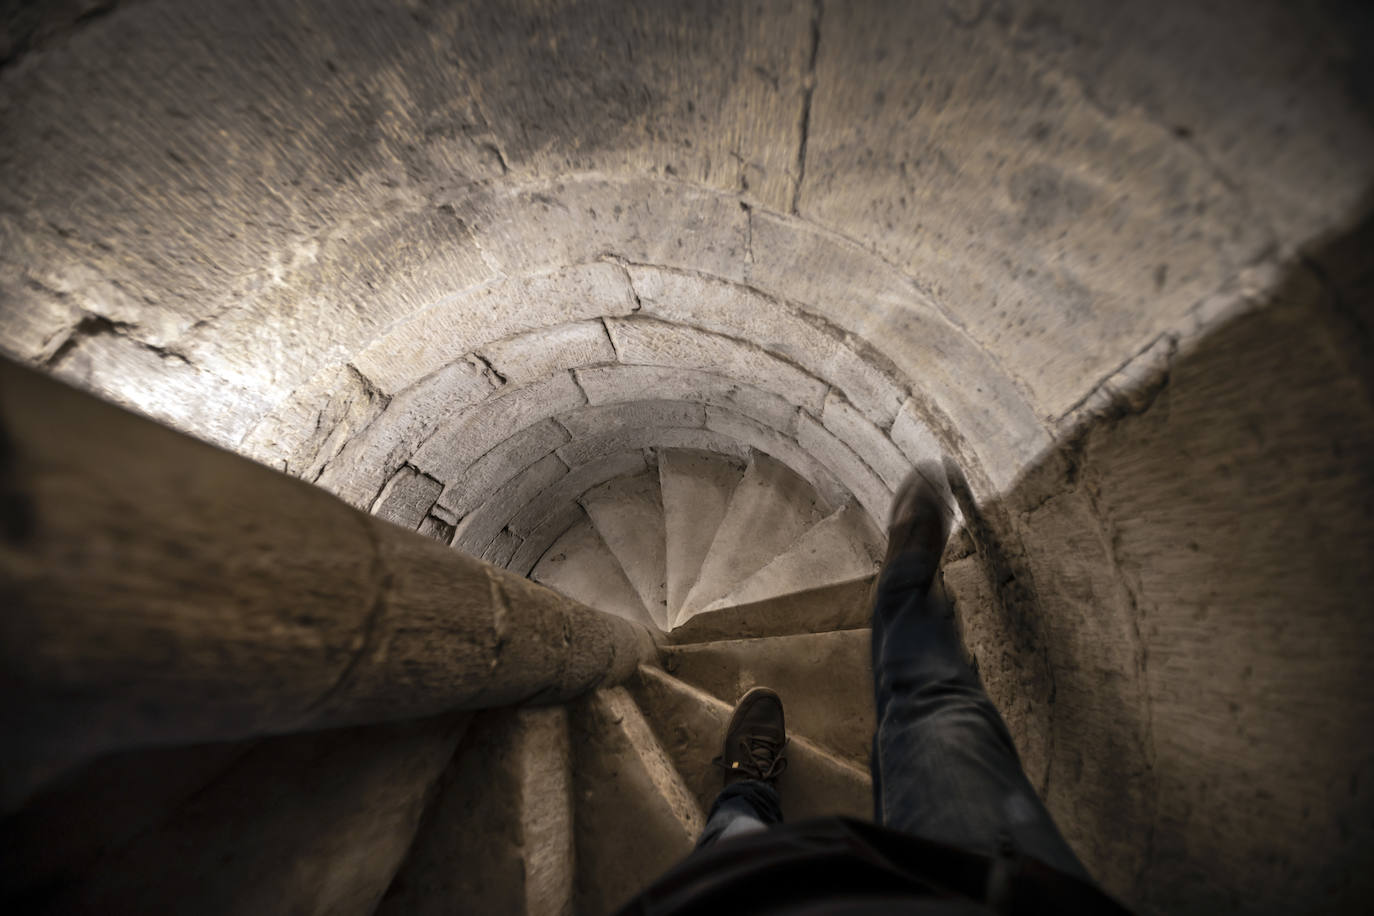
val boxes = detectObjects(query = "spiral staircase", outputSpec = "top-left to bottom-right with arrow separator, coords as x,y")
383,449 -> 885,916
3,1 -> 1374,914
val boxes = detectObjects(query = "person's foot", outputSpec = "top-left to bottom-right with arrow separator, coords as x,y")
885,461 -> 954,567
712,687 -> 788,786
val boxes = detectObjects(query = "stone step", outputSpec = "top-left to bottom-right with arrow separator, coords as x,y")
702,503 -> 883,612
658,448 -> 747,620
663,629 -> 874,768
377,707 -> 573,916
629,666 -> 871,823
34,715 -> 470,915
667,575 -> 876,645
532,517 -> 654,629
677,452 -> 831,625
581,471 -> 671,630
572,687 -> 705,916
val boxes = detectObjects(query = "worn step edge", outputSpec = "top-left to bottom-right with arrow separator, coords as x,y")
532,517 -> 656,630
702,504 -> 881,613
677,452 -> 831,622
659,449 -> 747,621
667,574 -> 875,645
581,473 -> 671,630
573,687 -> 705,916
630,665 -> 871,821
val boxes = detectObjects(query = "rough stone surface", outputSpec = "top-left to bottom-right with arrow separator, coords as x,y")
795,412 -> 892,525
681,453 -> 830,619
376,708 -> 572,916
556,425 -> 748,469
576,365 -> 800,434
703,408 -> 850,510
435,419 -> 570,519
353,263 -> 634,395
665,628 -> 874,768
452,452 -> 568,556
572,687 -> 703,916
532,518 -> 653,629
630,265 -> 906,424
557,399 -> 705,440
39,715 -> 469,916
708,505 -> 880,612
580,472 -> 671,630
317,358 -> 498,508
659,450 -> 747,619
477,320 -> 617,389
606,317 -> 829,414
630,667 -> 870,822
506,451 -> 647,539
373,466 -> 444,529
819,392 -> 912,491
411,372 -> 585,484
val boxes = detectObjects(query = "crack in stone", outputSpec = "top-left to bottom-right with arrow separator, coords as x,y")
44,312 -> 193,369
790,0 -> 823,216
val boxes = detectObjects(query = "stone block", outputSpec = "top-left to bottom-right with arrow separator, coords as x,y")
507,452 -> 647,538
575,365 -> 799,435
436,419 -> 570,518
317,358 -> 499,508
453,453 -> 569,556
888,400 -> 946,468
373,466 -> 444,529
416,514 -> 456,545
748,212 -> 1051,495
702,407 -> 848,510
458,177 -> 749,284
509,502 -> 586,576
240,363 -> 388,479
795,412 -> 891,525
477,321 -> 617,388
48,329 -> 271,451
412,372 -> 585,483
605,317 -> 827,414
352,262 -> 636,395
481,530 -> 522,569
557,400 -> 706,440
630,266 -> 905,425
557,427 -> 748,469
820,392 -> 911,491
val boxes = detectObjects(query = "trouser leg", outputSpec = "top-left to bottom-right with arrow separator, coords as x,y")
694,779 -> 783,849
870,548 -> 1092,882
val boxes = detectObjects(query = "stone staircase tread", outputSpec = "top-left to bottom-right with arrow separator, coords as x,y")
531,516 -> 655,629
663,628 -> 874,769
581,471 -> 671,629
377,708 -> 572,916
667,575 -> 876,645
703,503 -> 883,612
678,452 -> 832,625
659,449 -> 747,620
629,665 -> 871,824
572,687 -> 705,916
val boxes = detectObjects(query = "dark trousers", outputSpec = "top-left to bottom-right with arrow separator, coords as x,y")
694,546 -> 1091,882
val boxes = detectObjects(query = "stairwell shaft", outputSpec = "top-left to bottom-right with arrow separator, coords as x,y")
0,359 -> 655,788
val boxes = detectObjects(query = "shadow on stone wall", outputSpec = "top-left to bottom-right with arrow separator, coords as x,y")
950,200 -> 1374,913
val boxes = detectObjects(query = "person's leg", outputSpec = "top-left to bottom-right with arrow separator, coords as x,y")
871,465 -> 1092,882
694,687 -> 789,849
694,779 -> 783,848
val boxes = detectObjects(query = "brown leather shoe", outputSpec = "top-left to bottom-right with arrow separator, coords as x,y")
712,687 -> 788,786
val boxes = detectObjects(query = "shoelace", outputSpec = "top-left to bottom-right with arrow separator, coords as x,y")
713,735 -> 789,780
